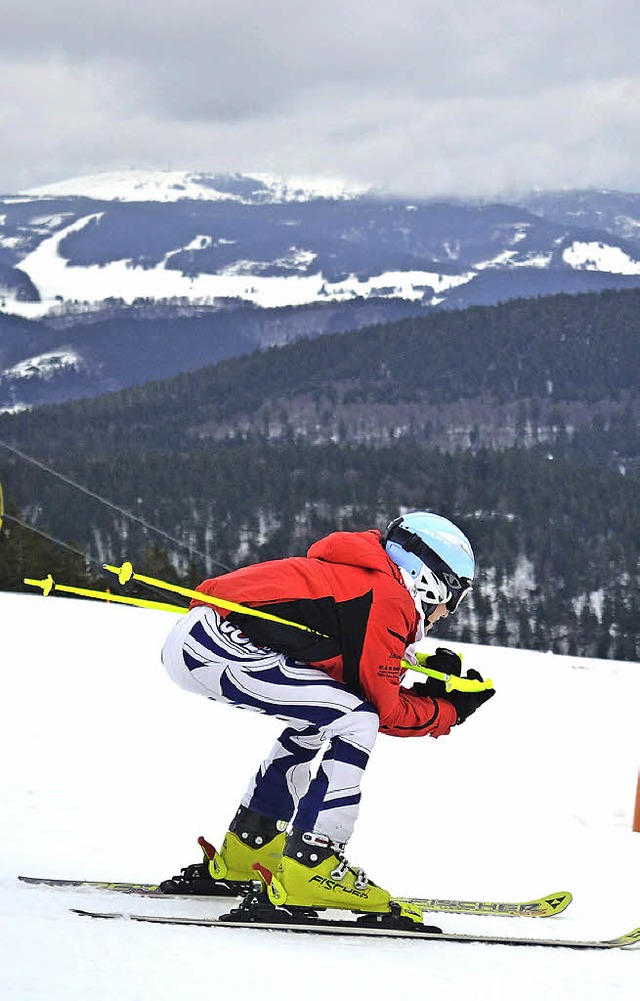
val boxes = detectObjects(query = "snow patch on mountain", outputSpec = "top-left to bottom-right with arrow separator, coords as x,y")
0,402 -> 29,415
614,214 -> 640,237
3,349 -> 84,382
220,248 -> 317,276
11,212 -> 476,315
562,241 -> 640,275
0,234 -> 22,251
28,213 -> 74,231
475,249 -> 553,270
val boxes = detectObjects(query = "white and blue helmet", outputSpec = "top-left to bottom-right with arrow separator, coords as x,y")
383,511 -> 474,617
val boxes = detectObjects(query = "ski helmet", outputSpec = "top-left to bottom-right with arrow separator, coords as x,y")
383,511 -> 474,617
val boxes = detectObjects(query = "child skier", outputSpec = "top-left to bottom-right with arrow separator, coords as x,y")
161,511 -> 495,917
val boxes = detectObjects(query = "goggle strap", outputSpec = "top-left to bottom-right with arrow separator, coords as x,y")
389,524 -> 472,611
389,526 -> 459,587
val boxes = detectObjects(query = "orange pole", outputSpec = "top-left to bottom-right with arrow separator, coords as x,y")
634,771 -> 640,833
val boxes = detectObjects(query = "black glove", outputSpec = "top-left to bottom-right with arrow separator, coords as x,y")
410,647 -> 463,700
410,648 -> 495,725
439,670 -> 496,725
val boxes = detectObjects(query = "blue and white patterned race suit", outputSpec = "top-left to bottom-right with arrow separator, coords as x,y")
162,606 -> 379,842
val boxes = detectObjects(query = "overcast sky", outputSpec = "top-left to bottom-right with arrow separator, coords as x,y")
2,0 -> 639,198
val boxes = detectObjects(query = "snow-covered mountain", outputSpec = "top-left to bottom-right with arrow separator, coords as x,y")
3,171 -> 640,409
3,170 -> 640,320
23,169 -> 366,205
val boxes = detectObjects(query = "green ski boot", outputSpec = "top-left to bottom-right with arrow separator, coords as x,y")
263,829 -> 422,921
159,807 -> 287,895
207,806 -> 287,882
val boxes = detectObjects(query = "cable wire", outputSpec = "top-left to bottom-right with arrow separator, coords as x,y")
0,438 -> 231,572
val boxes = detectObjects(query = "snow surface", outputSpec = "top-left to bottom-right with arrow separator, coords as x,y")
1,592 -> 639,1000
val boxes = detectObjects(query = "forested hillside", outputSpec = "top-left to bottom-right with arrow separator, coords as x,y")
2,288 -> 638,472
0,288 -> 638,660
1,442 -> 637,660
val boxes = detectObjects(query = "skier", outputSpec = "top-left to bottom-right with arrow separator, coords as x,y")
161,511 -> 495,917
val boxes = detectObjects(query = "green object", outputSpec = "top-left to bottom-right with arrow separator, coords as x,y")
16,875 -> 572,917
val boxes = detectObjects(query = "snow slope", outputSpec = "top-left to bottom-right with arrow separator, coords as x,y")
1,592 -> 639,1000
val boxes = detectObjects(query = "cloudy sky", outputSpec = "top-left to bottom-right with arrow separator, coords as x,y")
2,0 -> 639,198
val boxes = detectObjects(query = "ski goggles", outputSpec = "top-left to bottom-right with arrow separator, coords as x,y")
388,525 -> 473,613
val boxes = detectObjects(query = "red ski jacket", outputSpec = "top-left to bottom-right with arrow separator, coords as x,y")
191,529 -> 456,738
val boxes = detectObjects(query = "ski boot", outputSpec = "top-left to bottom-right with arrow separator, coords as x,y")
259,829 -> 423,923
159,806 -> 287,896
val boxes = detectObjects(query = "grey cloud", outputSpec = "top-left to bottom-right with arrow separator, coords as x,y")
5,2 -> 640,103
1,1 -> 640,195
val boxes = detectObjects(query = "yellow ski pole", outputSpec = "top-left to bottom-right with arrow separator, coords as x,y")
400,657 -> 494,693
104,561 -> 492,693
103,561 -> 328,637
24,575 -> 187,614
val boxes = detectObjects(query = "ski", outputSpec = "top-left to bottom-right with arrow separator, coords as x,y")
69,905 -> 640,950
18,876 -> 572,918
397,889 -> 573,918
19,876 -> 164,894
18,875 -> 242,897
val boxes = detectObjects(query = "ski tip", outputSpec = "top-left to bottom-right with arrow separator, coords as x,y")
541,891 -> 573,915
616,926 -> 640,949
71,907 -> 124,920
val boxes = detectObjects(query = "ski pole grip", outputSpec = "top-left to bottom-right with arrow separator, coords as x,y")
401,660 -> 493,693
104,562 -> 134,585
24,574 -> 55,596
444,673 -> 494,693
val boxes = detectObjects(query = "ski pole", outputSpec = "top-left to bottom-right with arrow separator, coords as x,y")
104,561 -> 492,693
412,650 -> 493,691
103,561 -> 328,636
400,657 -> 493,692
24,575 -> 186,614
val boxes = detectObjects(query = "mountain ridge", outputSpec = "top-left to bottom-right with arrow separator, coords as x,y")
3,173 -> 640,410
3,286 -> 638,472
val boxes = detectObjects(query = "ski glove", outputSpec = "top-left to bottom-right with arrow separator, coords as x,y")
438,670 -> 495,725
410,648 -> 495,725
410,647 -> 463,699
